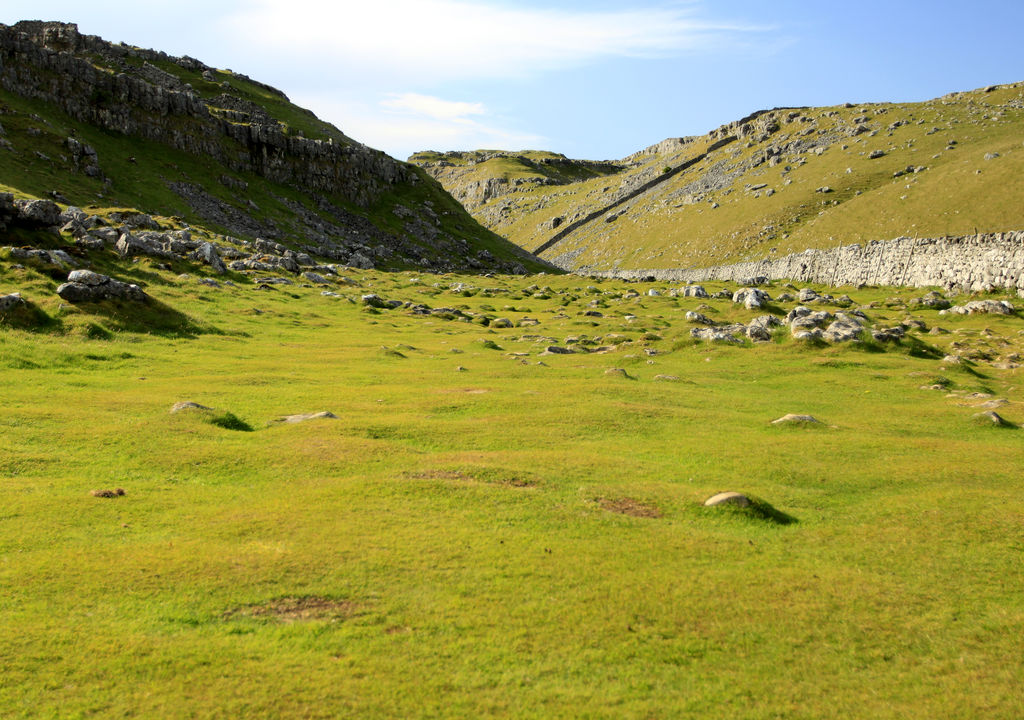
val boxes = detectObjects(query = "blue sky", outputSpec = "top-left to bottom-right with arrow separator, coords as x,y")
3,1 -> 1023,160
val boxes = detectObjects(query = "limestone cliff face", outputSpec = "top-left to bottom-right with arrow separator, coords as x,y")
0,21 -> 403,208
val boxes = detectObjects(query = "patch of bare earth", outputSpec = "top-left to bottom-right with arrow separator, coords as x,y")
598,497 -> 662,518
226,596 -> 359,623
404,468 -> 536,488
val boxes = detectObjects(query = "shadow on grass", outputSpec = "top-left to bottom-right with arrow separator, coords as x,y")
702,496 -> 798,526
65,297 -> 220,338
0,298 -> 61,332
207,411 -> 255,432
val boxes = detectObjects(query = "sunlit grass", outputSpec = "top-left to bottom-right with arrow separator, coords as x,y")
2,264 -> 1023,718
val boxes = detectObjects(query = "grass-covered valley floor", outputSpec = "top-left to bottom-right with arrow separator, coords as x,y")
3,257 -> 1024,718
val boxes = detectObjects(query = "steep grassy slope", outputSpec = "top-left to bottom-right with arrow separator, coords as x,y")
0,21 -> 546,273
2,246 -> 1024,717
411,84 -> 1024,272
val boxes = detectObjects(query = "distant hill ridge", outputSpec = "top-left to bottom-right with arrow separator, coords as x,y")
410,85 -> 1024,274
0,21 -> 546,273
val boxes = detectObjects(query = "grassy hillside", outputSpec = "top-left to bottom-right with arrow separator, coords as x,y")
2,241 -> 1024,715
411,83 -> 1024,272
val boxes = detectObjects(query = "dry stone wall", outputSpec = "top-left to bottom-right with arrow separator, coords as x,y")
585,232 -> 1024,293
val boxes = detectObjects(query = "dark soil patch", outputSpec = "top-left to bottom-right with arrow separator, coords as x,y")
226,596 -> 359,623
599,497 -> 662,518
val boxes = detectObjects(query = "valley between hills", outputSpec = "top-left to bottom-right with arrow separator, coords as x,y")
2,20 -> 1024,720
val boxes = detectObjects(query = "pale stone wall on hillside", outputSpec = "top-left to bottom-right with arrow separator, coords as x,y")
583,232 -> 1024,292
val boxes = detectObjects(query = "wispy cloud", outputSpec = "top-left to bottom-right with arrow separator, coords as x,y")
380,94 -> 486,123
223,0 -> 765,83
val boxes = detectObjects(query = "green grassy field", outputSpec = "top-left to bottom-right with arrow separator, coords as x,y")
2,252 -> 1023,717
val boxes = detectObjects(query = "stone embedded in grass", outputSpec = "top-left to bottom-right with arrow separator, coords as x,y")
361,293 -> 393,308
0,292 -> 25,311
942,300 -> 1014,316
690,326 -> 743,344
271,411 -> 339,424
972,411 -> 1015,428
90,488 -> 125,498
872,327 -> 906,342
654,374 -> 679,382
771,414 -> 821,425
302,272 -> 330,285
541,345 -> 574,355
170,401 -> 213,414
605,368 -> 629,377
703,491 -> 750,508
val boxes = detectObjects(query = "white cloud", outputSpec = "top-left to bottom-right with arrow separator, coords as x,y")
296,91 -> 546,159
380,94 -> 485,122
222,0 -> 760,83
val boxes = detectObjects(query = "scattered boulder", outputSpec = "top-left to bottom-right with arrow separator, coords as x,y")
872,327 -> 906,342
747,314 -> 783,342
822,318 -> 864,343
541,345 -> 575,355
685,311 -> 715,325
361,293 -> 390,308
14,198 -> 62,227
56,270 -> 147,303
301,272 -> 330,285
942,300 -> 1014,316
733,287 -> 771,310
192,242 -> 227,273
909,291 -> 951,310
676,285 -> 709,298
346,251 -> 375,269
